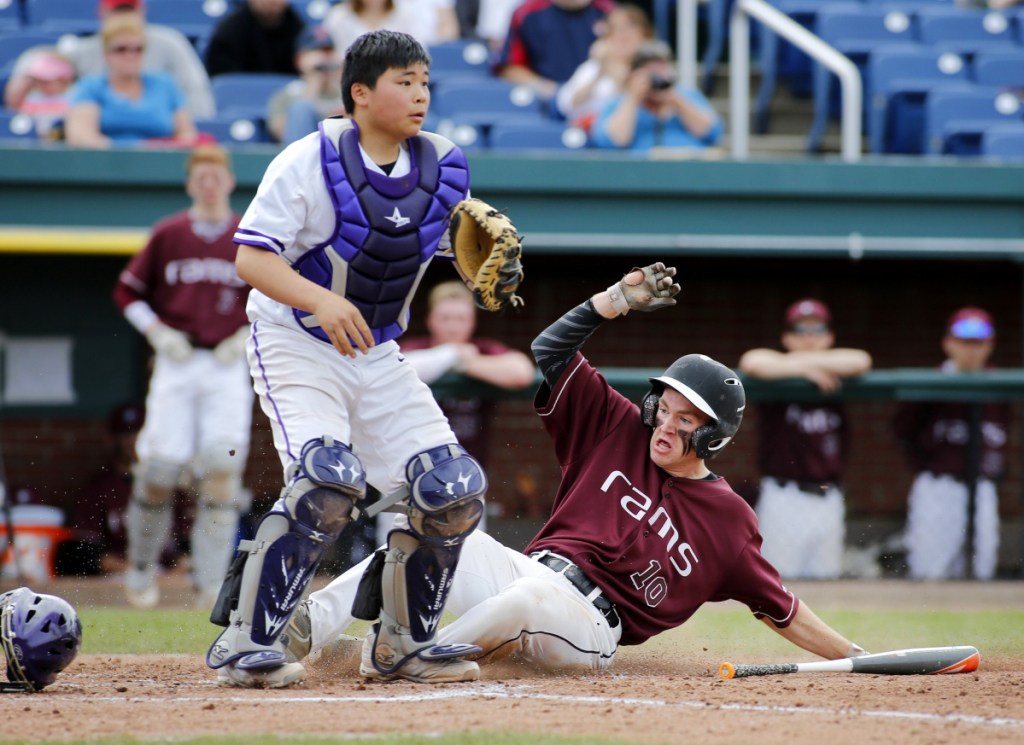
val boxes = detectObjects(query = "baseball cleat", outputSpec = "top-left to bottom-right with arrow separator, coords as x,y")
280,600 -> 313,663
359,626 -> 480,684
216,660 -> 306,689
125,569 -> 159,609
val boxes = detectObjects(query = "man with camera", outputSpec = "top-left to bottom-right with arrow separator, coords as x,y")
591,40 -> 722,152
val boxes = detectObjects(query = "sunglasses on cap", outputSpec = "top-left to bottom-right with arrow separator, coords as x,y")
787,321 -> 830,335
108,44 -> 145,55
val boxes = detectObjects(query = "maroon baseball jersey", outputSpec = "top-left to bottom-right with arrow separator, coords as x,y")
113,211 -> 249,348
756,402 -> 848,483
525,354 -> 797,646
892,399 -> 1011,480
400,337 -> 511,464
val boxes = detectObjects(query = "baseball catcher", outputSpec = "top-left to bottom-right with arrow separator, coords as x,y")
448,198 -> 524,312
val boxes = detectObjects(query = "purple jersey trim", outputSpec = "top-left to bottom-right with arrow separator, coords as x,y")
234,228 -> 285,254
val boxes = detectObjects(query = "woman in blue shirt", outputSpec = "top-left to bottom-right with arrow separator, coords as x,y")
65,11 -> 197,148
591,40 -> 722,152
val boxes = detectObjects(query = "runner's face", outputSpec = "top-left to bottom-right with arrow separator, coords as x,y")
649,388 -> 709,471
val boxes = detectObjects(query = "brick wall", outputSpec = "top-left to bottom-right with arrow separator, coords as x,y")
3,253 -> 1021,568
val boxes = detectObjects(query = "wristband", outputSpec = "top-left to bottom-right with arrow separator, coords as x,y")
605,282 -> 630,316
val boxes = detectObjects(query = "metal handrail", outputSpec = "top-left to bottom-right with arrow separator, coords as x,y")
729,0 -> 862,162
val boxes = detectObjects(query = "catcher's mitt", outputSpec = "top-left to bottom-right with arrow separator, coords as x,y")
448,198 -> 524,312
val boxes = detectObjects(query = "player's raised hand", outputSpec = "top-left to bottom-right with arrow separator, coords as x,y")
607,262 -> 680,314
313,294 -> 375,358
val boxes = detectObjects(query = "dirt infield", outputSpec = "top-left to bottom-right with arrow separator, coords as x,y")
5,579 -> 1024,745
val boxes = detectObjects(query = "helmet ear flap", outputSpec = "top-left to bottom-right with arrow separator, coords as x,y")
691,425 -> 733,460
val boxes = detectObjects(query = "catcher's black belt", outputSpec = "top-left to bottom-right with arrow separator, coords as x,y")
531,551 -> 620,629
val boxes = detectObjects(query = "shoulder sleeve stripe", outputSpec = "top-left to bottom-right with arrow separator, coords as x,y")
234,229 -> 284,253
537,356 -> 586,418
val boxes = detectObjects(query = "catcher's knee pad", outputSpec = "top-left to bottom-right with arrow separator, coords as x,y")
404,443 -> 486,545
132,458 -> 184,507
206,437 -> 366,669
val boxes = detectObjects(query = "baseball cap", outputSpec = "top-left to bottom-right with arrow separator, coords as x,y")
107,402 -> 144,435
947,307 -> 994,340
296,25 -> 335,54
784,298 -> 831,327
25,52 -> 75,82
99,0 -> 143,12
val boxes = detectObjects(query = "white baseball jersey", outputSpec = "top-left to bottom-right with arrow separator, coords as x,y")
235,121 -> 466,490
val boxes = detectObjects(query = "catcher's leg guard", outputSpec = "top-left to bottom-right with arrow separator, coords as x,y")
192,446 -> 245,603
206,436 -> 365,676
360,444 -> 485,681
125,458 -> 185,608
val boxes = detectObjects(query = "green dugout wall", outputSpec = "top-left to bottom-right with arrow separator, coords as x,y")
1,145 -> 1023,416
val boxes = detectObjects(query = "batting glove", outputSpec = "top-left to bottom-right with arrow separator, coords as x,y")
606,262 -> 681,315
212,326 -> 250,365
145,321 -> 193,363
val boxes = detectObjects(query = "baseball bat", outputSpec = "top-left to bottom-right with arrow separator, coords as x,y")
719,645 -> 980,679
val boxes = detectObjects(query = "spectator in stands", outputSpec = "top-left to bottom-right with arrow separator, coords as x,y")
64,11 -> 200,148
2,49 -> 76,140
204,0 -> 306,78
322,0 -> 423,55
591,40 -> 722,152
266,25 -> 344,143
455,0 -> 523,50
402,0 -> 460,47
377,280 -> 536,543
892,307 -> 1010,580
50,0 -> 215,119
497,0 -> 616,103
556,4 -> 654,131
738,298 -> 873,580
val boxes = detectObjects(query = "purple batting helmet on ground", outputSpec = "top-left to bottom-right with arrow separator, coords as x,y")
1,587 -> 82,692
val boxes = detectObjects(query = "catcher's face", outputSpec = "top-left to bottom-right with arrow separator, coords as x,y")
353,63 -> 431,142
649,388 -> 709,476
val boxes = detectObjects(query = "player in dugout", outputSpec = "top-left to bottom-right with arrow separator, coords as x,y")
274,262 -> 870,677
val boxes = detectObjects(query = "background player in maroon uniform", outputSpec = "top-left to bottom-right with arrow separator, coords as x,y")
738,299 -> 872,579
290,263 -> 867,673
113,144 -> 252,609
392,280 -> 535,537
892,306 -> 1010,580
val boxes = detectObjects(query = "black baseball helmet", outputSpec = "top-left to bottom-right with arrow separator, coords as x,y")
641,354 -> 745,459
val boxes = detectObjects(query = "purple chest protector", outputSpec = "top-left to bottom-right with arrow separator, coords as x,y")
292,120 -> 469,345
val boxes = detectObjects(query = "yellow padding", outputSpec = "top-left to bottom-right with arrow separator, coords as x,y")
0,226 -> 149,255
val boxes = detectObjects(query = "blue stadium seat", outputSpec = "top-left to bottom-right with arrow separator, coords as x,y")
981,123 -> 1024,160
146,0 -> 230,44
924,85 -> 1024,155
972,49 -> 1024,88
433,119 -> 487,151
431,79 -> 546,129
294,0 -> 337,25
488,122 -> 589,151
914,6 -> 1017,57
211,73 -> 298,118
0,31 -> 62,76
0,0 -> 23,31
807,6 -> 917,152
868,45 -> 971,153
0,109 -> 38,142
24,0 -> 100,35
195,114 -> 274,145
754,1 -> 863,134
426,40 -> 492,85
